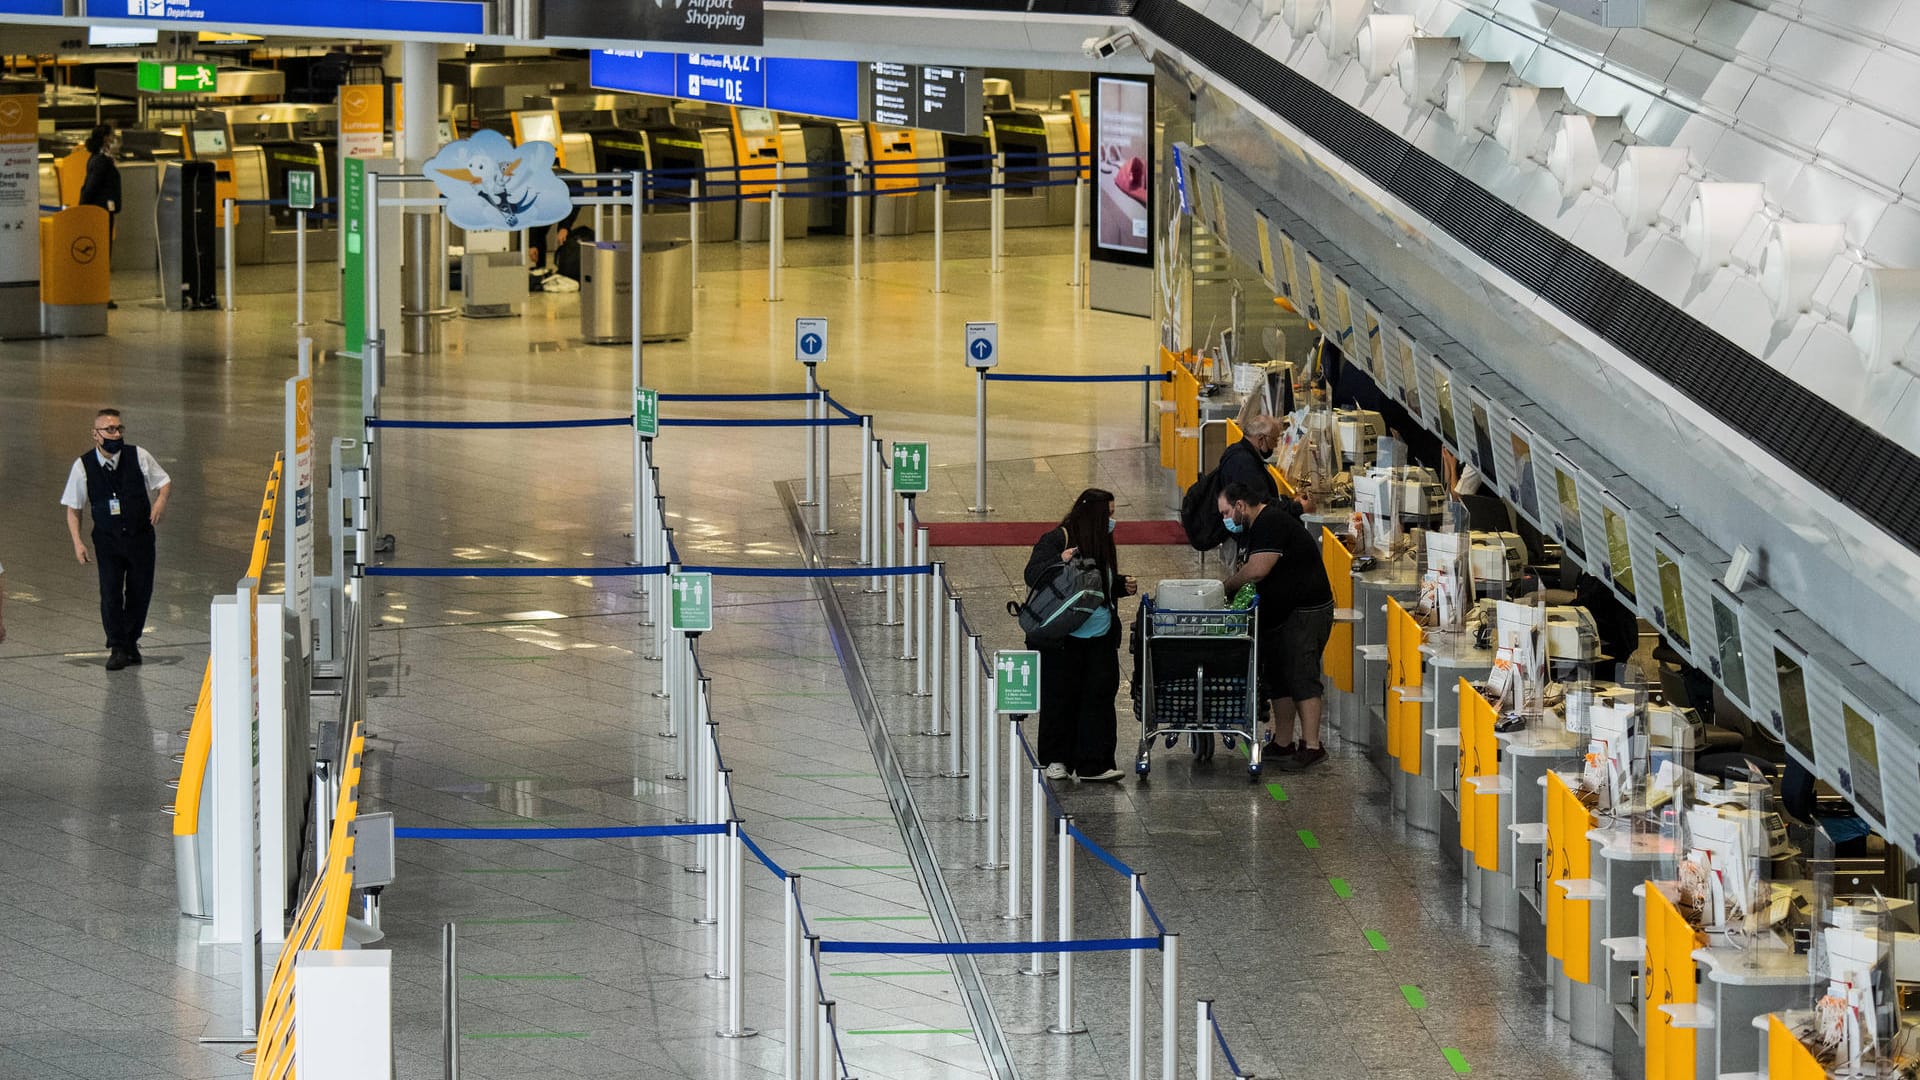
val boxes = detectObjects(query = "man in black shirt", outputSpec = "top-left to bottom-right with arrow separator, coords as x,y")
1219,482 -> 1336,770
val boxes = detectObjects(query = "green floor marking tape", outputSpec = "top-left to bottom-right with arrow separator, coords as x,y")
844,1028 -> 973,1036
466,1032 -> 590,1040
1364,929 -> 1390,951
1298,829 -> 1320,849
814,915 -> 933,922
829,970 -> 950,978
1265,782 -> 1288,803
462,917 -> 575,926
459,868 -> 575,875
1443,1048 -> 1471,1073
1400,985 -> 1427,1010
1330,877 -> 1352,899
795,865 -> 913,872
464,973 -> 584,981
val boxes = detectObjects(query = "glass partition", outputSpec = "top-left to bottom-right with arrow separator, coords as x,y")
1656,551 -> 1690,650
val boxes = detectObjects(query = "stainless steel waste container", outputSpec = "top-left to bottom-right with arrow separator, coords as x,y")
580,239 -> 692,344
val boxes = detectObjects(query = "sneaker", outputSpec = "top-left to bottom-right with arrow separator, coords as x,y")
542,274 -> 580,293
1078,767 -> 1126,783
1262,735 -> 1301,759
1044,763 -> 1070,782
126,644 -> 143,665
1279,745 -> 1328,771
105,648 -> 129,672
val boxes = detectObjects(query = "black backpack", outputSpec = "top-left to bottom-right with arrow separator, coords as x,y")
1008,557 -> 1109,641
1180,466 -> 1230,551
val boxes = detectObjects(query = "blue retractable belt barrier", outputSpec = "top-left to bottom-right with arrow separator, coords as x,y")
368,417 -> 634,430
820,936 -> 1161,955
657,392 -> 817,402
362,563 -> 932,579
1138,885 -> 1169,935
659,416 -> 861,428
1211,1014 -> 1248,1077
1066,823 -> 1136,879
983,372 -> 1172,383
394,823 -> 726,840
740,832 -> 787,879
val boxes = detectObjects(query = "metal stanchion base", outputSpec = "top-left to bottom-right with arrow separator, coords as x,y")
1018,966 -> 1058,978
938,770 -> 969,779
703,966 -> 725,976
916,728 -> 949,735
198,1034 -> 257,1047
1000,912 -> 1027,922
797,499 -> 818,508
908,690 -> 932,699
967,506 -> 992,515
666,771 -> 687,781
716,1027 -> 760,1040
974,858 -> 1006,868
811,529 -> 838,537
1046,1022 -> 1088,1035
958,813 -> 988,823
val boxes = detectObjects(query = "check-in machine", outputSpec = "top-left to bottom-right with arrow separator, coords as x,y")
865,123 -> 934,236
985,106 -> 1078,228
732,107 -> 807,243
158,160 -> 218,310
640,124 -> 736,243
791,119 -> 869,236
210,103 -> 338,264
183,113 -> 244,254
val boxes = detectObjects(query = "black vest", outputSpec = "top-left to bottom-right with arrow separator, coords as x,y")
80,447 -> 153,538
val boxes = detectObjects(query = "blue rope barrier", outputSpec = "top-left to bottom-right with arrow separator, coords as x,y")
363,563 -> 933,579
367,416 -> 634,430
1211,1012 -> 1248,1078
821,936 -> 1161,955
697,565 -> 927,578
983,372 -> 1172,383
233,197 -> 339,207
394,823 -> 725,840
1066,823 -> 1135,880
740,831 -> 787,879
820,395 -> 860,422
657,392 -> 816,402
1138,885 -> 1168,936
658,416 -> 861,428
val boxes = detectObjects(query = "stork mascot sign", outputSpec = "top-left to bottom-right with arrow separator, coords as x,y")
425,129 -> 573,232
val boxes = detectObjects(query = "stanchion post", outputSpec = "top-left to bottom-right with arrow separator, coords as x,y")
1049,814 -> 1086,1033
850,164 -> 863,280
1021,766 -> 1053,976
802,364 -> 818,507
442,922 -> 460,1080
875,461 -> 894,600
990,152 -> 1004,274
858,417 -> 873,567
817,999 -> 836,1080
1195,1001 -> 1213,1080
294,209 -> 307,328
1002,717 -> 1023,916
898,497 -> 916,655
1129,875 -> 1147,1080
718,819 -> 757,1039
959,634 -> 983,801
690,177 -> 701,289
932,180 -> 946,293
1162,933 -> 1181,1080
767,162 -> 783,302
920,562 -> 945,721
814,391 -> 831,536
1071,170 -> 1086,289
1142,364 -> 1155,444
784,874 -> 804,1080
944,599 -> 964,777
914,529 -> 931,696
970,368 -> 989,513
223,198 -> 236,312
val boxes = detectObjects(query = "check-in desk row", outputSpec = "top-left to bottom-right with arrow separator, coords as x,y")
1321,535 -> 1825,1080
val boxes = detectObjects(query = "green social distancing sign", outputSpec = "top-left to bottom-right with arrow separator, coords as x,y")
670,572 -> 713,633
287,170 -> 316,211
995,650 -> 1041,714
892,442 -> 928,494
635,387 -> 659,438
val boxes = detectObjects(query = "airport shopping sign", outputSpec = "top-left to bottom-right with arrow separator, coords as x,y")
547,0 -> 761,48
590,51 -> 981,135
112,0 -> 486,35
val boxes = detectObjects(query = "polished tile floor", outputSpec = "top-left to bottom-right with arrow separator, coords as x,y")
0,225 -> 1606,1079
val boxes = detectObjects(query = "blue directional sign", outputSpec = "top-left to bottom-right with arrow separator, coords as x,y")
112,0 -> 486,34
591,50 -> 867,125
678,53 -> 764,107
0,0 -> 61,14
964,321 -> 998,369
794,317 -> 828,364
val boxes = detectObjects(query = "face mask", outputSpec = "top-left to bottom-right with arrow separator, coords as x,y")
1222,514 -> 1244,535
1260,444 -> 1277,462
101,437 -> 124,455
1108,517 -> 1116,534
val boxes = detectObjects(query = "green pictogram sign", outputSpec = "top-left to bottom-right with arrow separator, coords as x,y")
635,387 -> 659,438
994,650 -> 1041,714
137,61 -> 217,94
287,170 -> 316,211
670,571 -> 713,633
891,442 -> 928,494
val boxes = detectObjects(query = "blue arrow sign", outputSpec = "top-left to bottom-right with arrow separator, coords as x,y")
969,338 -> 992,360
801,333 -> 822,355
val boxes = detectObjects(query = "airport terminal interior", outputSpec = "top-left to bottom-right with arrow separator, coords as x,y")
4,1 -> 1920,1079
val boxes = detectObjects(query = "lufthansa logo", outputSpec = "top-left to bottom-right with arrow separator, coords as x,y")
0,100 -> 21,128
70,237 -> 97,264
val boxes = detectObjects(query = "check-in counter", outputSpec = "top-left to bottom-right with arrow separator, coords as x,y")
1353,563 -> 1420,761
1422,631 -> 1495,842
1578,825 -> 1675,1056
1503,725 -> 1583,966
1682,945 -> 1814,1078
1321,530 -> 1362,748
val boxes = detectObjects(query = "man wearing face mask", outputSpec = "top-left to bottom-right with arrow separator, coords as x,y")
1218,481 -> 1335,770
61,409 -> 172,671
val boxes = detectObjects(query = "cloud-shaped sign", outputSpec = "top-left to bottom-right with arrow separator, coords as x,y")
425,128 -> 572,233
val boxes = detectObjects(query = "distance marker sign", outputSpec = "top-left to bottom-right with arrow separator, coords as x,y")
891,442 -> 928,494
995,650 -> 1041,714
635,387 -> 659,438
964,321 -> 998,368
670,571 -> 713,633
795,317 -> 827,363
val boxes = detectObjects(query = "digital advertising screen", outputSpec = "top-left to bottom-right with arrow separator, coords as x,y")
1091,74 -> 1151,265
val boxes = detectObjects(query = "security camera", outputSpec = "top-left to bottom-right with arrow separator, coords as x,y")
1082,31 -> 1137,59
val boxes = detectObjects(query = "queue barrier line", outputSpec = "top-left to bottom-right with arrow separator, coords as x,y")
819,936 -> 1161,956
983,372 -> 1173,383
740,830 -> 787,879
1209,1008 -> 1249,1078
394,823 -> 726,840
660,416 -> 862,428
231,197 -> 340,207
1066,822 -> 1136,880
1138,884 -> 1169,936
362,563 -> 935,579
658,392 -> 817,402
1014,727 -> 1069,820
644,174 -> 1088,207
366,417 -> 635,430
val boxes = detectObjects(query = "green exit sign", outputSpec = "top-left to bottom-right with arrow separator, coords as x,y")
994,650 -> 1041,714
891,441 -> 928,494
137,61 -> 218,94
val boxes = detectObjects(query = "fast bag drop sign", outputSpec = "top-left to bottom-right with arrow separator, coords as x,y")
424,129 -> 573,233
546,0 -> 763,47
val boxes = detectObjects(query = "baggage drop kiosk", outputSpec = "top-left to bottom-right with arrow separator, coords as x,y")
938,123 -> 994,232
732,108 -> 806,243
866,123 -> 933,236
645,124 -> 737,243
792,119 -> 869,236
985,107 -> 1078,228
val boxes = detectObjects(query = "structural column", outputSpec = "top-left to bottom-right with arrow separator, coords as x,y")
400,41 -> 442,355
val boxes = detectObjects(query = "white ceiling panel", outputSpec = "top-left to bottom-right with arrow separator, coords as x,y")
1705,127 -> 1809,195
1694,5 -> 1789,57
1470,20 -> 1540,68
1696,62 -> 1759,114
1864,202 -> 1920,269
1706,277 -> 1781,359
1880,382 -> 1920,452
1734,76 -> 1838,150
1767,23 -> 1870,93
1818,106 -> 1920,193
1645,0 -> 1712,37
1852,51 -> 1920,123
1633,99 -> 1693,145
1625,233 -> 1700,300
1545,9 -> 1618,55
1572,72 -> 1654,128
1663,45 -> 1725,103
1888,0 -> 1920,53
1519,44 -> 1593,99
1669,111 -> 1727,160
1798,0 -> 1903,37
1603,28 -> 1684,84
1787,322 -> 1878,418
1779,167 -> 1888,247
1493,0 -> 1552,28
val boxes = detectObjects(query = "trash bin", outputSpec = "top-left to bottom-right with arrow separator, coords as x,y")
580,239 -> 692,344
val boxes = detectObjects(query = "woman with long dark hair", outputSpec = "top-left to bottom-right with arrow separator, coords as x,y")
78,124 -> 121,308
1022,487 -> 1136,782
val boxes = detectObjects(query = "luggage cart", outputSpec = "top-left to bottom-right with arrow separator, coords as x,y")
1134,595 -> 1263,780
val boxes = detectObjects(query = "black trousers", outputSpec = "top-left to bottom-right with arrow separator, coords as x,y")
94,528 -> 156,649
1037,634 -> 1120,774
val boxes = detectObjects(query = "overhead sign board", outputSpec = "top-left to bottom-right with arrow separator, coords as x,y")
547,0 -> 763,48
964,322 -> 998,369
115,0 -> 486,35
995,650 -> 1041,714
590,52 -> 976,134
891,442 -> 928,494
670,571 -> 714,633
137,60 -> 217,94
868,63 -> 982,136
795,317 -> 827,364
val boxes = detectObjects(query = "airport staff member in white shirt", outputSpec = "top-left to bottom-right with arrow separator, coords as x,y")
61,408 -> 171,671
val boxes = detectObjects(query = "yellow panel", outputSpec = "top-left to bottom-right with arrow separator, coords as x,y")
1545,771 -> 1565,963
1397,614 -> 1425,771
1767,1015 -> 1825,1080
1462,684 -> 1501,871
39,207 -> 112,306
1321,529 -> 1354,694
1645,885 -> 1702,1080
1562,781 -> 1594,983
171,663 -> 215,835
